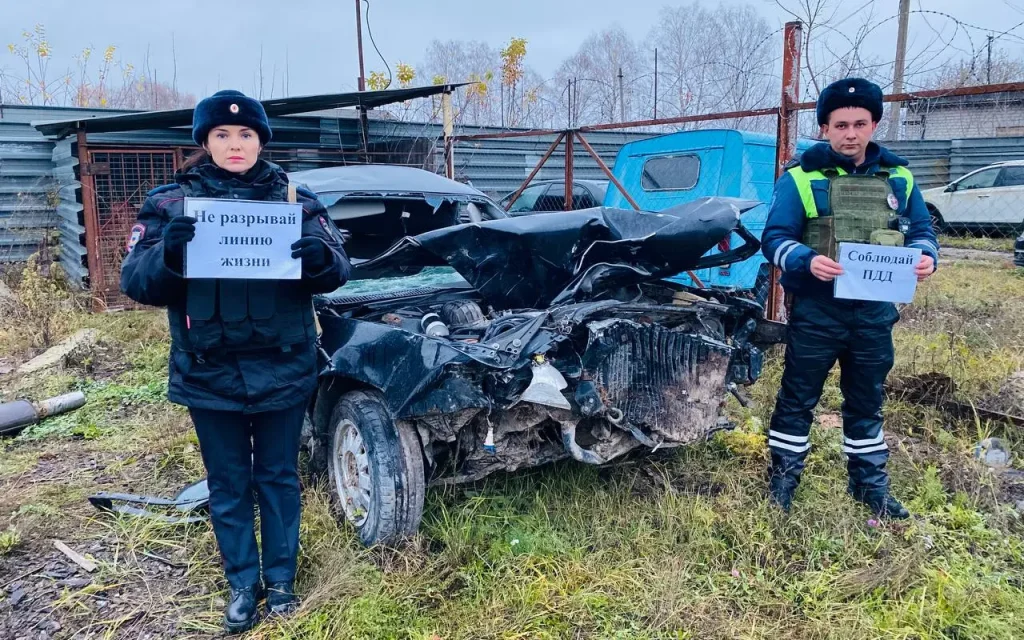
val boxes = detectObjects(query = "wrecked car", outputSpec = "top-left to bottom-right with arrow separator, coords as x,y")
296,188 -> 784,546
287,165 -> 507,264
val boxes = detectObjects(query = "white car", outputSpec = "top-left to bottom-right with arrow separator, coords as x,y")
922,161 -> 1024,234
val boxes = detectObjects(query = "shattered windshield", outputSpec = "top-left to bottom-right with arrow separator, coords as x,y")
323,266 -> 469,299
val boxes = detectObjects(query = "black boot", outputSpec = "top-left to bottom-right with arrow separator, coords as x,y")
224,584 -> 264,634
853,489 -> 910,520
768,473 -> 798,512
266,581 -> 299,618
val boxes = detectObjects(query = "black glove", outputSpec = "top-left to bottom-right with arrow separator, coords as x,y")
291,236 -> 330,271
162,216 -> 197,258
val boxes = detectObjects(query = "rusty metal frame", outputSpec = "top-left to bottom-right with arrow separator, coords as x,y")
767,21 -> 802,323
502,132 -> 566,210
452,128 -> 561,142
576,132 -> 705,288
76,131 -> 105,312
575,132 -> 640,210
80,144 -> 182,311
578,107 -> 779,133
790,81 -> 1024,112
563,131 -> 574,211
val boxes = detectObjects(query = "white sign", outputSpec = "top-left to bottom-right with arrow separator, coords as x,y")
834,242 -> 922,304
183,198 -> 303,280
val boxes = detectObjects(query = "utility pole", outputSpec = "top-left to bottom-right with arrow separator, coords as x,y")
987,35 -> 994,84
354,0 -> 369,161
567,78 -> 572,129
355,0 -> 366,91
654,48 -> 658,120
618,67 -> 625,122
888,0 -> 911,141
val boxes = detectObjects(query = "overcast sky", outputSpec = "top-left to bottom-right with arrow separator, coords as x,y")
4,0 -> 1024,100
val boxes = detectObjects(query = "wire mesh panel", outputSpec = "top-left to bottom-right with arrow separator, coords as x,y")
87,149 -> 177,310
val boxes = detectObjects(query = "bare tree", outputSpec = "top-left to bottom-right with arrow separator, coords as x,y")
552,26 -> 645,125
418,39 -> 502,126
642,2 -> 776,132
928,47 -> 1024,88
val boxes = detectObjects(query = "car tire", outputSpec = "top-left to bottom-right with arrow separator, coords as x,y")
927,205 -> 944,234
326,390 -> 425,546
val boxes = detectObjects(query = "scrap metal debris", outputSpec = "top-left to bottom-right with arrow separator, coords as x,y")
88,478 -> 209,524
0,391 -> 87,437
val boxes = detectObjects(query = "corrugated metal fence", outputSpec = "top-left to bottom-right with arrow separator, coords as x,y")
0,116 -> 58,263
0,106 -> 134,271
886,140 -> 951,190
5,101 -> 1024,285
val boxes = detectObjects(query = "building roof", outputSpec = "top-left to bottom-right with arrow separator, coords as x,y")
32,84 -> 467,138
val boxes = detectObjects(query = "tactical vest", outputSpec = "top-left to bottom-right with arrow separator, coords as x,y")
788,165 -> 914,260
171,182 -> 315,354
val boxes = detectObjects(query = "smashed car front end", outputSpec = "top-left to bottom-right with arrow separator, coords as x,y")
311,198 -> 784,484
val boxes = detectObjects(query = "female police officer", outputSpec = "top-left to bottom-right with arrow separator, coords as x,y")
120,90 -> 350,633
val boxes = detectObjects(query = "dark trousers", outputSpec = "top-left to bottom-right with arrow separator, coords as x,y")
190,403 -> 306,589
768,296 -> 899,496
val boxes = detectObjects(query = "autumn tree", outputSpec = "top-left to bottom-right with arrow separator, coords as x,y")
1,24 -> 195,108
419,39 -> 501,126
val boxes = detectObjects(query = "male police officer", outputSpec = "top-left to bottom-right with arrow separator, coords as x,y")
760,78 -> 939,518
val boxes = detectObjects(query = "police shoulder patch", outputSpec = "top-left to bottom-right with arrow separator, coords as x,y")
126,223 -> 146,252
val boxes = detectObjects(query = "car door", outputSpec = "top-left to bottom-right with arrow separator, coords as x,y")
943,167 -> 1001,225
504,183 -> 550,216
535,182 -> 567,211
570,183 -> 599,210
991,166 -> 1024,226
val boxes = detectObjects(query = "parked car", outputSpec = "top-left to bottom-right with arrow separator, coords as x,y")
498,179 -> 608,216
298,192 -> 784,546
1014,231 -> 1024,268
603,130 -> 815,303
921,161 -> 1024,235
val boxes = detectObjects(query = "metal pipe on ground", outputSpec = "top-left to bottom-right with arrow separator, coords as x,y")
0,392 -> 87,437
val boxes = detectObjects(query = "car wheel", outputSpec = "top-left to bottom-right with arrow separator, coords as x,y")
326,390 -> 425,546
927,205 -> 944,234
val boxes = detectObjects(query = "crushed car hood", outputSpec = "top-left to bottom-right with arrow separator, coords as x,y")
349,197 -> 761,310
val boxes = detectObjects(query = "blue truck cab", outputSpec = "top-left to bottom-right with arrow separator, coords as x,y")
603,129 -> 814,300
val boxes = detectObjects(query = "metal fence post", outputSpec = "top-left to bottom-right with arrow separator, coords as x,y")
768,20 -> 803,323
76,130 -> 104,313
443,91 -> 455,179
564,130 -> 574,210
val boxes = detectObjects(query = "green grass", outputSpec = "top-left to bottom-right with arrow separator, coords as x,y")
938,235 -> 1016,253
0,526 -> 20,556
2,255 -> 1023,639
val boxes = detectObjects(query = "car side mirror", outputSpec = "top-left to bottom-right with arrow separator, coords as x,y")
945,183 -> 957,193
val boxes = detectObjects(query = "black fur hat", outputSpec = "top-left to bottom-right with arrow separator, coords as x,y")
816,78 -> 884,125
191,90 -> 272,145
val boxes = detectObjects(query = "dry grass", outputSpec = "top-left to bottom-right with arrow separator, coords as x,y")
1,254 -> 1023,639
